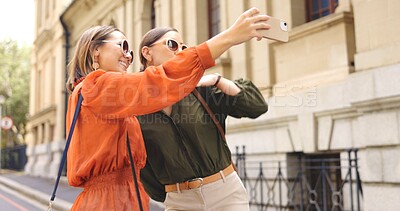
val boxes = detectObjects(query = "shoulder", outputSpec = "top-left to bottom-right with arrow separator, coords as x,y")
82,70 -> 125,89
85,70 -> 108,81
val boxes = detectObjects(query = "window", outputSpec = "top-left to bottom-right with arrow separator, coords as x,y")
303,153 -> 342,209
208,0 -> 220,38
306,0 -> 339,21
151,0 -> 156,28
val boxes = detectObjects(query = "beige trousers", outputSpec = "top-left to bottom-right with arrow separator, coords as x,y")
164,171 -> 250,211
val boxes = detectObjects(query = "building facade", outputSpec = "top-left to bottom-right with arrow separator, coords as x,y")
27,0 -> 400,210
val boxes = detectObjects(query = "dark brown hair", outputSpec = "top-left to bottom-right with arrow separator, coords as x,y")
66,25 -> 123,93
139,27 -> 178,71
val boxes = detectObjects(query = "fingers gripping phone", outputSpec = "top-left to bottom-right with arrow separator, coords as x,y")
258,17 -> 289,42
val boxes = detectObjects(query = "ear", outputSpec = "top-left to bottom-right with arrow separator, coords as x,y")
141,46 -> 152,63
94,49 -> 100,57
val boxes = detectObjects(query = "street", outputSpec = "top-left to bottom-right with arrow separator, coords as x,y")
0,184 -> 45,211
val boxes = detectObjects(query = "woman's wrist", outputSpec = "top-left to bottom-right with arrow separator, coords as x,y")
213,73 -> 222,86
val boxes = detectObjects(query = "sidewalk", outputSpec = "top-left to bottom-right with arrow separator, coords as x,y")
0,169 -> 80,210
0,170 -> 164,211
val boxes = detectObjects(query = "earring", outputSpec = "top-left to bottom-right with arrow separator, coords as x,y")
92,50 -> 100,70
92,62 -> 99,70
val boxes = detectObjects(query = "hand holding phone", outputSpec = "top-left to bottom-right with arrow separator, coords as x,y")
257,17 -> 289,42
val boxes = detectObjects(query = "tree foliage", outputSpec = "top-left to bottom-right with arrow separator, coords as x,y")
0,39 -> 31,140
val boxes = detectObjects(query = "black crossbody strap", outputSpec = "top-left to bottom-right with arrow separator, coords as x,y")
126,134 -> 144,211
49,94 -> 83,207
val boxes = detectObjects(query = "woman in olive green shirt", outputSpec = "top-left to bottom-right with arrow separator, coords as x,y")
138,11 -> 269,211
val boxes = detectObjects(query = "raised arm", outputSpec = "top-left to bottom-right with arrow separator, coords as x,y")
79,8 -> 270,118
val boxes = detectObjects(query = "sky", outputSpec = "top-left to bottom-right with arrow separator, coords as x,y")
0,0 -> 34,45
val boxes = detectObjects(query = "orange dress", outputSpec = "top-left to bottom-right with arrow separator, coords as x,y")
66,43 -> 214,210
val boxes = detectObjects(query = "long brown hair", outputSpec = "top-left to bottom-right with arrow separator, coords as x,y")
139,27 -> 178,71
66,25 -> 123,93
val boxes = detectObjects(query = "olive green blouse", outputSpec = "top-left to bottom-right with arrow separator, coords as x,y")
138,79 -> 268,202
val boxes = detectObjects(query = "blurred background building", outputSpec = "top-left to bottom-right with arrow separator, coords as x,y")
26,0 -> 400,210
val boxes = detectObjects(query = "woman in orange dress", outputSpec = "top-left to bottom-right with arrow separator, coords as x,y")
65,7 -> 269,211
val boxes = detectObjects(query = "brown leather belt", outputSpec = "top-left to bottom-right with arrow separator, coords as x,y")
165,164 -> 235,192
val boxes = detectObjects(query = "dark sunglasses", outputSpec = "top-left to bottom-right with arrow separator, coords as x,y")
101,39 -> 134,64
151,38 -> 188,52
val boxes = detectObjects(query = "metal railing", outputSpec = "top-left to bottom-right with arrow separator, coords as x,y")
0,144 -> 27,171
233,147 -> 362,211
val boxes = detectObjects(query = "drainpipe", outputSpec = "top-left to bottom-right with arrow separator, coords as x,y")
59,14 -> 70,138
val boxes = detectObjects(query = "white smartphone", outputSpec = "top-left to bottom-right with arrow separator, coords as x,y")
257,17 -> 289,42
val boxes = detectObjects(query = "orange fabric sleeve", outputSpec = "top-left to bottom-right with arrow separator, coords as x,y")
81,42 -> 215,118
